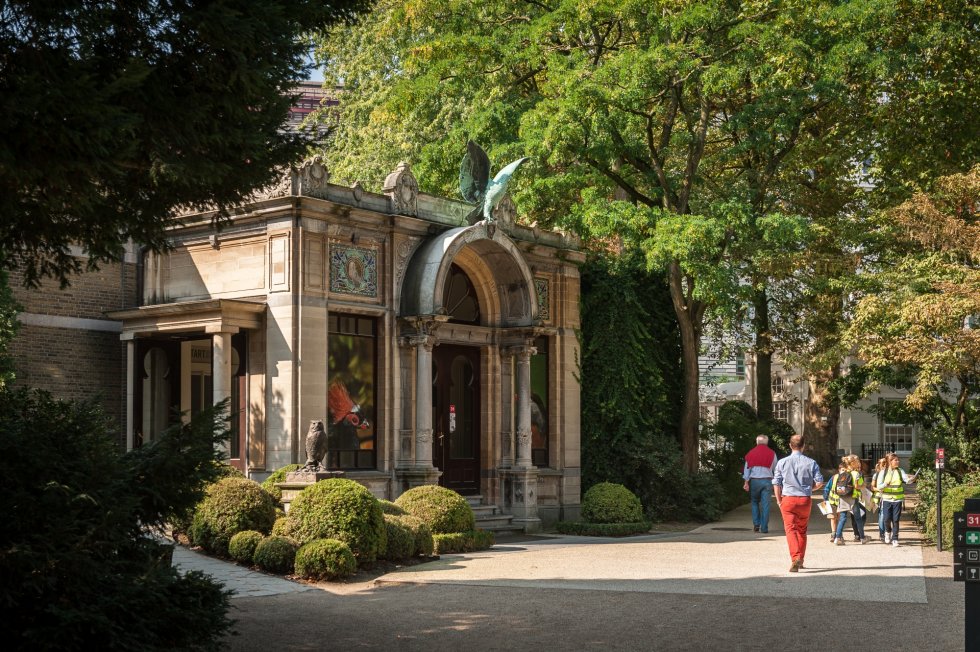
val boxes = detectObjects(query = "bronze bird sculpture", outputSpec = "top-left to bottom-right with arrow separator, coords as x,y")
459,140 -> 528,234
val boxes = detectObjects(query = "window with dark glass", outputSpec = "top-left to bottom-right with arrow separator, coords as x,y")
327,314 -> 377,469
530,336 -> 549,467
444,264 -> 480,324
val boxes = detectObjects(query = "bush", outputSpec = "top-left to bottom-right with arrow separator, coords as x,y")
394,485 -> 475,534
908,448 -> 934,475
397,514 -> 434,557
188,477 -> 277,556
0,387 -> 233,649
581,482 -> 644,524
261,463 -> 303,504
379,499 -> 407,515
382,514 -> 416,560
432,529 -> 495,555
253,535 -> 299,574
271,516 -> 296,538
555,521 -> 651,536
281,478 -> 386,563
228,530 -> 264,565
927,483 -> 980,548
294,539 -> 357,581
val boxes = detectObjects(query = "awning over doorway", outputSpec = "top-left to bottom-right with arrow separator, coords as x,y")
108,298 -> 266,339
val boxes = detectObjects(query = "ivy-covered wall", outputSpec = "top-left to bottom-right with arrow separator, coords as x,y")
579,250 -> 688,519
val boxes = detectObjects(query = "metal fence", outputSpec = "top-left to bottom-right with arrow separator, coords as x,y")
860,442 -> 897,463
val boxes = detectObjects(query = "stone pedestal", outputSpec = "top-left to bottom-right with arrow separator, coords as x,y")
503,467 -> 541,533
277,470 -> 345,512
395,466 -> 442,495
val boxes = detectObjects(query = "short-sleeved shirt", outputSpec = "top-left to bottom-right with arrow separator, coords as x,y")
773,451 -> 824,497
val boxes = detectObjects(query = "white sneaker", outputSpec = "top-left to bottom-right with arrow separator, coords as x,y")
892,539 -> 899,547
885,533 -> 892,544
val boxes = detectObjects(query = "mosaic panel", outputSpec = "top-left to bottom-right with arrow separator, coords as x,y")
329,244 -> 378,297
534,277 -> 550,321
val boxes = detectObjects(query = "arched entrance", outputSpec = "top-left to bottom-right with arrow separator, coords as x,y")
399,223 -> 538,498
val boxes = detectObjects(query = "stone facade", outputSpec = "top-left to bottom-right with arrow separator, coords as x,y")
109,159 -> 585,528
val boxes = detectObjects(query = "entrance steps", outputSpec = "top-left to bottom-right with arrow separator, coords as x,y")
465,495 -> 522,534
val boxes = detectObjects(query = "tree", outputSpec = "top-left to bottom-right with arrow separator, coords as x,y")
314,0 -> 888,471
0,389 -> 234,650
1,0 -> 368,287
840,167 -> 980,458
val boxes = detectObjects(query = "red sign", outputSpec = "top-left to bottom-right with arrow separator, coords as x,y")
969,514 -> 980,528
937,448 -> 945,459
449,405 -> 455,413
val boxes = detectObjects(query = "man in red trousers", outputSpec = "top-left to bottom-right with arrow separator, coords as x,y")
772,435 -> 825,573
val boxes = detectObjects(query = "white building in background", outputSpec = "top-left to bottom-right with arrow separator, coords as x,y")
699,353 -> 919,467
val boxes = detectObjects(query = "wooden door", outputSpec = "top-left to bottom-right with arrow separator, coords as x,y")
432,345 -> 481,494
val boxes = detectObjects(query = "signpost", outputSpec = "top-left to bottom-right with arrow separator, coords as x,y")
952,498 -> 980,650
936,445 -> 944,552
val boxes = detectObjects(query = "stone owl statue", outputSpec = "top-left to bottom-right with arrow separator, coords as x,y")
303,420 -> 328,472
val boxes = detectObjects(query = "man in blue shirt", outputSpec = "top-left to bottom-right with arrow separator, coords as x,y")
772,434 -> 825,573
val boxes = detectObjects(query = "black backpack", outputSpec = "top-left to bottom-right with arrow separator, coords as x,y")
835,471 -> 854,496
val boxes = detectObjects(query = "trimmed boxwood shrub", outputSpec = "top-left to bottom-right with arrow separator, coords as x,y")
188,477 -> 277,556
281,478 -> 386,563
394,485 -> 475,534
295,539 -> 356,581
253,535 -> 299,574
228,530 -> 264,565
581,482 -> 644,524
261,463 -> 302,504
397,514 -> 434,557
432,529 -> 495,555
379,499 -> 406,515
927,483 -> 980,548
382,515 -> 416,560
271,516 -> 296,538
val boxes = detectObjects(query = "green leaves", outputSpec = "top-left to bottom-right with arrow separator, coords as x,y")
2,0 -> 371,288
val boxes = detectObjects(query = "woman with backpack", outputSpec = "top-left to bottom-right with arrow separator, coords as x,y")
869,457 -> 889,542
880,453 -> 918,546
832,454 -> 870,545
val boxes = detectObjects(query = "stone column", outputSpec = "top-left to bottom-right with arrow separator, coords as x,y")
210,329 -> 234,415
499,349 -> 514,468
514,341 -> 537,469
395,316 -> 446,491
410,333 -> 437,470
124,336 -> 136,451
503,338 -> 540,532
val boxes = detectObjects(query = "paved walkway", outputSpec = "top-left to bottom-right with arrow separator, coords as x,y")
175,496 -> 930,603
173,545 -> 312,598
173,497 -> 966,651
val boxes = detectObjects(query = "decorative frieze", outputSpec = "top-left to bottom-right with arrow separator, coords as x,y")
534,277 -> 550,322
329,244 -> 378,297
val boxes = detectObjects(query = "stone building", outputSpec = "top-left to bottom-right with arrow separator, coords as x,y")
107,159 -> 584,529
7,247 -> 137,441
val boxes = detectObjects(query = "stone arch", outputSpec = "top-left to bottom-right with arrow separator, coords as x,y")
399,223 -> 537,327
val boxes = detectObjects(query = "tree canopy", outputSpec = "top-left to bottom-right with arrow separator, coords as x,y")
842,167 -> 980,434
0,0 -> 368,287
315,0 -> 970,470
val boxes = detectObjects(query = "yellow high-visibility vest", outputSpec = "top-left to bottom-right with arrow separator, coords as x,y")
880,468 -> 906,501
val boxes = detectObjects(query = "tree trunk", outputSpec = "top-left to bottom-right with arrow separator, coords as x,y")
668,261 -> 702,474
803,365 -> 841,468
753,289 -> 773,421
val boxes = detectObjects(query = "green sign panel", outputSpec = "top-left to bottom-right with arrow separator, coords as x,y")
969,531 -> 980,546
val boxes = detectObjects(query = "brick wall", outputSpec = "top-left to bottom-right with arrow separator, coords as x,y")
7,258 -> 138,447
